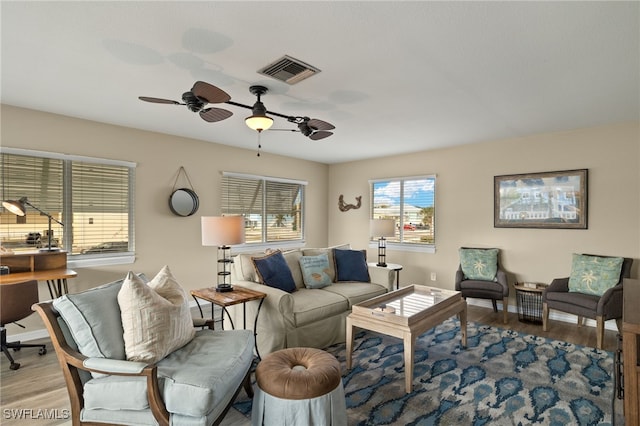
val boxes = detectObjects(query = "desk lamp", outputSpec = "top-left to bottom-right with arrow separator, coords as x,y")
370,219 -> 395,267
201,216 -> 245,292
2,197 -> 63,252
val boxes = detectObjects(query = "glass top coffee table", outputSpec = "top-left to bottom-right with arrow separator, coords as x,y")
346,284 -> 467,393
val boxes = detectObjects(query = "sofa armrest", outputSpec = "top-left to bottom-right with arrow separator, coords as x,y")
368,266 -> 395,292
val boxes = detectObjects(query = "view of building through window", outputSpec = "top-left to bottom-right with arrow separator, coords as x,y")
371,176 -> 436,245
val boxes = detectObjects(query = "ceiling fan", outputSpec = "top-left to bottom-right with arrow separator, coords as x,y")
138,81 -> 335,140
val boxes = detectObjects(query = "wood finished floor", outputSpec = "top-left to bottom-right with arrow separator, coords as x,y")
0,305 -> 620,426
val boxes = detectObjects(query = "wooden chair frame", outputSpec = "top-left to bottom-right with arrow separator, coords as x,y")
33,302 -> 253,426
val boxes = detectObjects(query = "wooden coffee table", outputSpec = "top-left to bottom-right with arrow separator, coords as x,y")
346,285 -> 467,393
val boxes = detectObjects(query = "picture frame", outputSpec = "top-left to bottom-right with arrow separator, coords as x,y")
494,169 -> 588,229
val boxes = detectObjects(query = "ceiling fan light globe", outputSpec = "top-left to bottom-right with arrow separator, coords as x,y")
245,115 -> 273,132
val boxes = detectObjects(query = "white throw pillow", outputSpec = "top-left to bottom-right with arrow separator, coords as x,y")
118,265 -> 195,363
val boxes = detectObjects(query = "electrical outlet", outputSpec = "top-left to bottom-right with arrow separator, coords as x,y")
430,272 -> 437,281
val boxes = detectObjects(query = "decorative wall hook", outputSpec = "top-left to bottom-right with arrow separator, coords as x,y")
338,195 -> 362,212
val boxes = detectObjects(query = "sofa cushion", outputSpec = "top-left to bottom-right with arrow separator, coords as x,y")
568,254 -> 624,296
290,289 -> 349,327
252,250 -> 297,293
334,249 -> 370,282
299,254 -> 332,289
323,282 -> 387,306
83,329 -> 254,420
52,279 -> 127,362
459,248 -> 498,281
118,266 -> 196,363
234,252 -> 260,282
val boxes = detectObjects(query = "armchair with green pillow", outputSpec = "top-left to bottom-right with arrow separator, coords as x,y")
229,245 -> 395,355
455,247 -> 510,324
542,253 -> 634,350
32,266 -> 255,426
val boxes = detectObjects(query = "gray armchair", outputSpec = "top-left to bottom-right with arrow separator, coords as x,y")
455,247 -> 509,324
542,255 -> 633,350
32,277 -> 255,426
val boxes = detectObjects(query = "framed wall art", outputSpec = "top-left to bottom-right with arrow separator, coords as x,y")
494,169 -> 587,229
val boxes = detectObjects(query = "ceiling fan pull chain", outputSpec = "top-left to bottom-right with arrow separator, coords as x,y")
257,131 -> 262,157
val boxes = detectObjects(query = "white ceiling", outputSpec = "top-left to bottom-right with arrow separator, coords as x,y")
2,1 -> 638,164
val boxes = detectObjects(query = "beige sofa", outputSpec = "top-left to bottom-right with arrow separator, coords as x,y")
229,246 -> 395,355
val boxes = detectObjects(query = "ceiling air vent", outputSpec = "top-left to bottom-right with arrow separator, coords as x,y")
258,55 -> 320,85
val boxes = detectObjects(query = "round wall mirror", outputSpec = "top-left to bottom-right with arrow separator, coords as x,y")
169,188 -> 199,217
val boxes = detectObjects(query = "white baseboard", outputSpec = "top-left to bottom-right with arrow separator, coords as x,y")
468,298 -> 618,331
7,297 -> 616,343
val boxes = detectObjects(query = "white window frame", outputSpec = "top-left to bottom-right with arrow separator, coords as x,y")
221,171 -> 306,253
369,175 -> 436,254
1,148 -> 135,267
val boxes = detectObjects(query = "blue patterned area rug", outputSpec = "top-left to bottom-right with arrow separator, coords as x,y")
233,319 -> 623,425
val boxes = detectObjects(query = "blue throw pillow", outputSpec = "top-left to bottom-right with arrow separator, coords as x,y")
299,254 -> 332,289
334,249 -> 370,282
252,250 -> 297,293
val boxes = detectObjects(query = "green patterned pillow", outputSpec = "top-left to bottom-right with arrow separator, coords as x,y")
459,248 -> 499,281
568,254 -> 624,296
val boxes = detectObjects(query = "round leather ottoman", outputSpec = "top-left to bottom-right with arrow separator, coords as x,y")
251,347 -> 347,426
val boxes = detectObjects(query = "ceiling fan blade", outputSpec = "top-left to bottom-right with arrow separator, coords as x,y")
309,131 -> 333,141
307,119 -> 335,131
138,96 -> 182,105
199,107 -> 233,123
192,81 -> 231,104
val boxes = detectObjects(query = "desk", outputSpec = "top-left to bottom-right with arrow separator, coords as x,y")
368,262 -> 403,289
0,268 -> 77,298
1,251 -> 76,298
191,286 -> 266,359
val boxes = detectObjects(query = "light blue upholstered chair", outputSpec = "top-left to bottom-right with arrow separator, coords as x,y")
33,278 -> 254,426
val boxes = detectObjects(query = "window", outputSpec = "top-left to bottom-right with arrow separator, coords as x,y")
370,175 -> 436,250
221,172 -> 305,247
1,148 -> 135,264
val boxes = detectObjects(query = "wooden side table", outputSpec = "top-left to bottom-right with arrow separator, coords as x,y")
514,282 -> 547,324
368,262 -> 403,289
191,285 -> 267,359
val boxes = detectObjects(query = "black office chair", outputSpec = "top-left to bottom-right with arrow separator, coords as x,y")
1,280 -> 47,370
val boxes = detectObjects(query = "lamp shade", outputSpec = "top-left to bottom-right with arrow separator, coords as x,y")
370,219 -> 395,238
201,216 -> 245,247
2,198 -> 27,216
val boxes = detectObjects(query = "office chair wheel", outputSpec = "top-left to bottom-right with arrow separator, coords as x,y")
9,362 -> 20,370
39,347 -> 47,355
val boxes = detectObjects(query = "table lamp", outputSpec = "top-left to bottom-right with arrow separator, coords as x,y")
2,197 -> 64,252
201,216 -> 245,292
370,219 -> 395,267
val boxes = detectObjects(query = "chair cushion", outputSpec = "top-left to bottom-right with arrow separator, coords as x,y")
118,266 -> 196,363
252,250 -> 297,293
299,254 -> 332,289
83,329 -> 254,419
459,248 -> 498,281
568,254 -> 624,296
52,279 -> 127,361
334,249 -> 370,282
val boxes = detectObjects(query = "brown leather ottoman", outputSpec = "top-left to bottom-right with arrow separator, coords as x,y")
251,347 -> 347,425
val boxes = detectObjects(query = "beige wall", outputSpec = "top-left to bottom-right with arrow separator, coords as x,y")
1,105 -> 329,334
329,122 -> 640,294
3,104 -> 639,336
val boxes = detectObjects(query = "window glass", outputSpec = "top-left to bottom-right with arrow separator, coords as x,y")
371,176 -> 435,246
222,173 -> 305,244
1,150 -> 134,257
